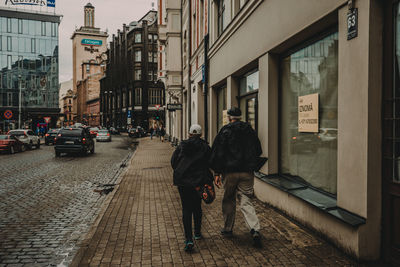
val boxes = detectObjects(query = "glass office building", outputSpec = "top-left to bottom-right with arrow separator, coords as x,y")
0,8 -> 61,132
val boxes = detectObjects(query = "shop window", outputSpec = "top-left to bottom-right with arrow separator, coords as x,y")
280,32 -> 338,195
239,70 -> 259,131
216,86 -> 227,131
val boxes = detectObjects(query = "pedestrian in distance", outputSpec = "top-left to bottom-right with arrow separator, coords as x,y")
150,127 -> 154,140
160,126 -> 166,142
171,124 -> 213,252
210,107 -> 267,248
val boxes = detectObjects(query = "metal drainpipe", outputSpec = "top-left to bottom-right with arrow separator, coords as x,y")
188,0 -> 192,136
180,0 -> 184,141
203,0 -> 210,142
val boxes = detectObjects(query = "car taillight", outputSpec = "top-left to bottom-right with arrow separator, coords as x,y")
45,134 -> 49,137
82,138 -> 86,144
107,133 -> 110,136
292,137 -> 297,140
96,133 -> 99,136
58,133 -> 61,137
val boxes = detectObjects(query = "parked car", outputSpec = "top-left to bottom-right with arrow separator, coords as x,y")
89,127 -> 100,138
0,135 -> 26,154
319,128 -> 338,143
128,126 -> 146,138
109,127 -> 120,135
54,127 -> 95,157
8,129 -> 40,150
45,128 -> 60,145
96,130 -> 112,142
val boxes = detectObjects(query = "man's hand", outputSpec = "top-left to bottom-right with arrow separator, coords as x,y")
214,174 -> 222,188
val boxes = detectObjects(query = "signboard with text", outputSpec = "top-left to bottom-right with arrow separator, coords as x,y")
298,93 -> 319,133
81,39 -> 103,46
167,104 -> 182,111
3,0 -> 56,9
347,8 -> 358,40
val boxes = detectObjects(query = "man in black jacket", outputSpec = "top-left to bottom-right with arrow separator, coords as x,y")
171,124 -> 213,252
210,107 -> 263,247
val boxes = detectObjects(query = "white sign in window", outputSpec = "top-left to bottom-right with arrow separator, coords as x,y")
298,93 -> 319,133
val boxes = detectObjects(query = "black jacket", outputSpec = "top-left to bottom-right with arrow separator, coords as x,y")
210,121 -> 263,173
171,136 -> 213,187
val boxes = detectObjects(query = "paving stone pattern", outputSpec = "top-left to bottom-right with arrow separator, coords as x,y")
73,138 -> 374,267
0,136 -> 134,266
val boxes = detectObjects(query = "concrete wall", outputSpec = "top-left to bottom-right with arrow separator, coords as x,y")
206,0 -> 383,260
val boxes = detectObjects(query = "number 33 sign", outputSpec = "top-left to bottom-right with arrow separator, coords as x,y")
347,8 -> 358,40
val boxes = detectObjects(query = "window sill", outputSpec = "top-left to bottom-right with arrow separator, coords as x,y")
254,172 -> 366,227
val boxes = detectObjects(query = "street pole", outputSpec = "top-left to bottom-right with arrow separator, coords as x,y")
18,75 -> 22,129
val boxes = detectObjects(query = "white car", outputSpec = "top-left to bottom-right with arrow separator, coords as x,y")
8,129 -> 40,149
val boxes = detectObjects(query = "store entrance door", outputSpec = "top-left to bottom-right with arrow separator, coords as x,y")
383,1 -> 400,265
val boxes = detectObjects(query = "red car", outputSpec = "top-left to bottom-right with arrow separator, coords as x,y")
0,135 -> 26,154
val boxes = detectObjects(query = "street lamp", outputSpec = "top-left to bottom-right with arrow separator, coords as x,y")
18,75 -> 22,129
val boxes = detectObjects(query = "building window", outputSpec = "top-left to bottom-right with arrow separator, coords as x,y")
7,36 -> 11,52
31,38 -> 36,53
148,52 -> 153,62
217,0 -> 225,36
86,64 -> 90,74
148,88 -> 161,105
18,19 -> 23,34
135,33 -> 142,43
0,36 -> 2,51
239,70 -> 259,131
7,92 -> 12,106
69,99 -> 71,104
122,91 -> 126,108
148,34 -> 153,43
216,86 -> 227,131
153,52 -> 158,63
154,34 -> 158,42
7,55 -> 12,69
7,18 -> 11,33
148,70 -> 153,81
41,22 -> 46,36
280,32 -> 338,195
135,49 -> 141,62
51,22 -> 57,37
134,69 -> 142,80
135,88 -> 142,105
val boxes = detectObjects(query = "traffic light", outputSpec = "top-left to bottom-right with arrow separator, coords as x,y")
155,111 -> 160,121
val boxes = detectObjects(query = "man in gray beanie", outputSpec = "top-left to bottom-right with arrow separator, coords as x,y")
210,107 -> 266,248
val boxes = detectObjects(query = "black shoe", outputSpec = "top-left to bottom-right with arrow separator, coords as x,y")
220,229 -> 233,237
251,229 -> 262,248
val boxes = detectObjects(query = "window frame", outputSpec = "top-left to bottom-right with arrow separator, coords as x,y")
278,26 -> 339,197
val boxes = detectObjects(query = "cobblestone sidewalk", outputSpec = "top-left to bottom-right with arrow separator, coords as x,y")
71,138 -> 369,267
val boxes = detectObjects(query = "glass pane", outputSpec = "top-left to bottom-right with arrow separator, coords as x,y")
217,86 -> 227,131
247,98 -> 256,130
280,32 -> 338,194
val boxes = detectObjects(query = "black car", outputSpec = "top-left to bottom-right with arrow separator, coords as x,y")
54,127 -> 95,157
45,128 -> 60,145
128,126 -> 146,138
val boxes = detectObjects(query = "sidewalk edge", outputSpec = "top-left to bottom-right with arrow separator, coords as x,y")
69,145 -> 138,267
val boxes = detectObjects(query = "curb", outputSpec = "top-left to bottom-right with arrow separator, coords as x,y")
69,142 -> 139,267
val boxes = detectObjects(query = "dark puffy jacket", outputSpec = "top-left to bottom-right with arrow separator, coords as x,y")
210,121 -> 263,173
171,136 -> 213,187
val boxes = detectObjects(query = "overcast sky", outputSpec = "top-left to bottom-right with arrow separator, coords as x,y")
56,0 -> 155,83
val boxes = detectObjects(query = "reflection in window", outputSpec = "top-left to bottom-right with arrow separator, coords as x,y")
239,70 -> 259,95
280,32 -> 338,194
31,38 -> 36,53
217,0 -> 225,36
135,33 -> 141,43
216,86 -> 227,131
18,19 -> 23,34
7,18 -> 11,33
135,49 -> 141,62
41,22 -> 46,36
7,36 -> 11,52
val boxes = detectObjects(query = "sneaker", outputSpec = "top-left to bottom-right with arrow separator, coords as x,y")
220,229 -> 233,237
251,229 -> 262,248
184,240 -> 194,252
194,233 -> 202,240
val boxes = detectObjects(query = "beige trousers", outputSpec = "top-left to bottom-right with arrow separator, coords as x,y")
222,172 -> 260,232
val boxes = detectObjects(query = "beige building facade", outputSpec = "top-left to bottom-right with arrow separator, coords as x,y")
158,0 -> 183,142
71,2 -> 108,124
174,0 -> 399,264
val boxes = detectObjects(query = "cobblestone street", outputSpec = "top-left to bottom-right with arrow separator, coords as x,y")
0,135 -> 135,266
71,138 -> 378,267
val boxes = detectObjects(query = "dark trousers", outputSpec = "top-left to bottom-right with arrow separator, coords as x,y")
178,186 -> 202,241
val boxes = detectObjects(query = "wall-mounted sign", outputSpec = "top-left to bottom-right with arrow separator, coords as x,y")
84,47 -> 99,53
44,117 -> 51,123
167,104 -> 182,111
298,93 -> 319,133
4,0 -> 55,7
4,110 -> 13,120
347,8 -> 358,40
81,39 -> 103,46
